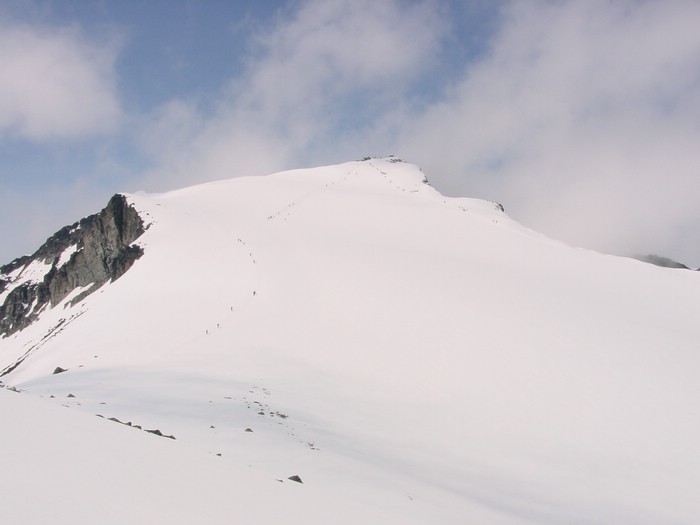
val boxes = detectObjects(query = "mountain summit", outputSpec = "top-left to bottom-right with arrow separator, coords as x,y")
1,158 -> 699,524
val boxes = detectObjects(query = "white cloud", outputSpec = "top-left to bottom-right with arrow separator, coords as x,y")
136,0 -> 444,189
396,0 -> 700,264
0,23 -> 121,140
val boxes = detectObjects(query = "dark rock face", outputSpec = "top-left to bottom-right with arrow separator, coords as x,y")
0,194 -> 145,337
635,254 -> 691,270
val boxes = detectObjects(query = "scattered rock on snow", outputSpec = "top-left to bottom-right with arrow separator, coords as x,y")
287,475 -> 303,484
145,428 -> 176,440
53,367 -> 67,374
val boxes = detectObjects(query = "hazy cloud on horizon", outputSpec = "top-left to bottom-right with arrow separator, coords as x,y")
396,0 -> 700,263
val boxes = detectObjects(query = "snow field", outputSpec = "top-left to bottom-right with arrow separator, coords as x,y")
2,158 -> 699,523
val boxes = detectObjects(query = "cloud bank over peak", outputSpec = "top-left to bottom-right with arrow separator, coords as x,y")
137,0 -> 444,190
0,22 -> 122,141
398,0 -> 700,263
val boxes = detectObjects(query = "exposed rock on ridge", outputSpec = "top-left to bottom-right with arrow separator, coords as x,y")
0,194 -> 145,337
634,253 -> 696,270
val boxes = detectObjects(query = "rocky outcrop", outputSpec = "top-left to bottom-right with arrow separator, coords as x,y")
0,194 -> 145,337
635,254 -> 693,270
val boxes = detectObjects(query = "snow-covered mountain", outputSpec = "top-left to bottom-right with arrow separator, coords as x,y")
1,157 -> 699,524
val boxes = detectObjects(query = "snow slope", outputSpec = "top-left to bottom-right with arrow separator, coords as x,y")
1,158 -> 699,523
0,387 -> 412,525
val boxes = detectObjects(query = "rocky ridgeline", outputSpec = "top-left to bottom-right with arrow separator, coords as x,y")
0,195 -> 145,337
634,254 -> 697,270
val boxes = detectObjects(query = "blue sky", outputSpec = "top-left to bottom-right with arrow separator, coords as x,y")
2,0 -> 700,267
